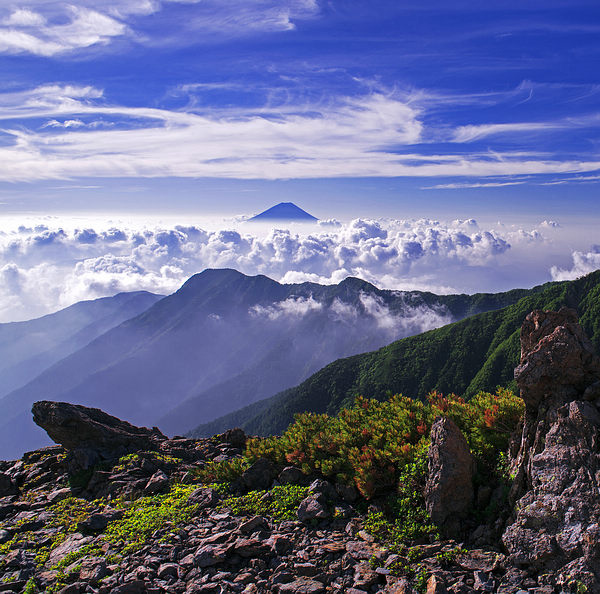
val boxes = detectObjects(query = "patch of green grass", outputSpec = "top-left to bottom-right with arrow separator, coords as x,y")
221,484 -> 308,521
105,484 -> 197,553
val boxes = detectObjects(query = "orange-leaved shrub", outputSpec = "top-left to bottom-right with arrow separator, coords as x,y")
245,388 -> 523,499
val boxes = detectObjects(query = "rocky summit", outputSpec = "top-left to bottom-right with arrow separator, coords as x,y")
1,308 -> 600,593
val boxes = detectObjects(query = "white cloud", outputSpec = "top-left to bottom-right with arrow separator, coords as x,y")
0,216 -> 545,322
0,1 -> 320,56
0,84 -> 597,182
329,298 -> 358,322
540,220 -> 560,228
3,9 -> 46,27
453,122 -> 560,143
0,6 -> 127,56
423,181 -> 526,190
43,119 -> 86,129
250,295 -> 323,320
550,248 -> 600,281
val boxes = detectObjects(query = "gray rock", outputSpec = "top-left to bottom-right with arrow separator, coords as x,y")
157,562 -> 180,579
241,458 -> 275,491
187,487 -> 220,509
110,581 -> 146,594
194,544 -> 229,567
31,400 -> 165,463
145,470 -> 170,494
308,478 -> 337,501
503,309 -> 600,588
297,495 -> 329,522
473,571 -> 494,592
48,533 -> 94,566
0,472 -> 18,497
219,427 -> 247,448
79,557 -> 108,583
233,537 -> 272,558
239,515 -> 269,534
57,583 -> 86,594
278,579 -> 326,594
425,417 -> 474,528
77,508 -> 123,532
278,466 -> 306,485
47,487 -> 72,503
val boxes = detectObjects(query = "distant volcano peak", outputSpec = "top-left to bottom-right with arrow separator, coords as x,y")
249,202 -> 318,222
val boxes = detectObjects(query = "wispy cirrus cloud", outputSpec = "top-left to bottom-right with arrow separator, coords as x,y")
0,84 -> 599,183
0,0 -> 320,56
453,122 -> 563,143
422,181 -> 526,190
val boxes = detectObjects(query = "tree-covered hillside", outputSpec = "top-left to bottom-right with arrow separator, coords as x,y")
191,270 -> 600,437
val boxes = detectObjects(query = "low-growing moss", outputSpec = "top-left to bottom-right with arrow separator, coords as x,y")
112,451 -> 182,473
48,497 -> 98,533
105,484 -> 197,553
50,543 -> 103,571
206,482 -> 232,497
221,484 -> 308,521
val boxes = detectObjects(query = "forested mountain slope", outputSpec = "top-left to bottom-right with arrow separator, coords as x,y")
191,270 -> 600,437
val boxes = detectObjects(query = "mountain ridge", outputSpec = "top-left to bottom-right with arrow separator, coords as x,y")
190,269 -> 600,438
0,268 -> 548,458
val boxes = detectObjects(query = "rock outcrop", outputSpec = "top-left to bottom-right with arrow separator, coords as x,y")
425,417 -> 474,533
32,401 -> 165,459
503,307 -> 600,591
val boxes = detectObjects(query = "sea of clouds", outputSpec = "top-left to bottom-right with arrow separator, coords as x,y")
0,216 -> 596,323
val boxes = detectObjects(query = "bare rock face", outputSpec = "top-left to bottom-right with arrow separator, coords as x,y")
503,308 -> 600,590
32,400 -> 165,466
425,416 -> 474,532
515,307 -> 600,412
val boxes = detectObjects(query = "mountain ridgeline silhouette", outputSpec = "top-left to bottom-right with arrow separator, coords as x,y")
190,270 -> 600,438
0,269 -> 547,459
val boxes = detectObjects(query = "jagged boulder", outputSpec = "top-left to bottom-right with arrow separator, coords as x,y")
503,308 -> 600,590
515,307 -> 600,411
425,416 -> 474,532
32,401 -> 165,465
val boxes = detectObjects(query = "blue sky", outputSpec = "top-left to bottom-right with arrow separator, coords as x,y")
0,0 -> 599,219
0,0 -> 599,321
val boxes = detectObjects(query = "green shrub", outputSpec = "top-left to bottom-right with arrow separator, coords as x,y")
246,388 -> 523,499
195,457 -> 249,484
